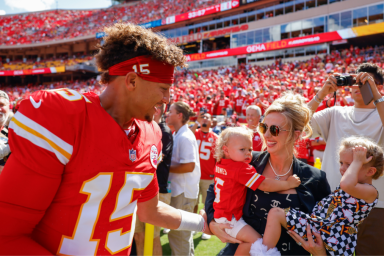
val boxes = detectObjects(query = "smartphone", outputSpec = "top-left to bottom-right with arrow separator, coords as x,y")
359,81 -> 374,105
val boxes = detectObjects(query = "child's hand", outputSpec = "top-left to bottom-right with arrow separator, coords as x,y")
352,146 -> 373,165
287,174 -> 301,188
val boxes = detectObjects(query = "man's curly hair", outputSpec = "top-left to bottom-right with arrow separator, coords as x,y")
95,23 -> 187,84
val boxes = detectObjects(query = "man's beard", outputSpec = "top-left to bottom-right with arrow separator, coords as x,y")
0,112 -> 8,127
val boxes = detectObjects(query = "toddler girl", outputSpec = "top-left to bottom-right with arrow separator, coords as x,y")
252,136 -> 381,256
213,127 -> 301,255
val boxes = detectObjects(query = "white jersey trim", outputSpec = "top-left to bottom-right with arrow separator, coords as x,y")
245,172 -> 261,188
9,111 -> 73,165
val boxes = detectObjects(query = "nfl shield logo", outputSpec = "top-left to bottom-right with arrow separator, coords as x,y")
129,149 -> 136,162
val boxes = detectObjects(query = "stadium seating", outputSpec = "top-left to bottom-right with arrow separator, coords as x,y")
0,55 -> 94,71
0,0 -> 223,46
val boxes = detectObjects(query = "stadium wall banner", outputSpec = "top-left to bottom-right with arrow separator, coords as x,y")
0,66 -> 65,76
163,0 -> 239,25
185,22 -> 384,61
141,19 -> 162,29
169,24 -> 249,44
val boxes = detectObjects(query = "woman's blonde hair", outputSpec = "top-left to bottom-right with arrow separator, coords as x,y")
339,136 -> 384,179
259,92 -> 313,155
214,127 -> 253,162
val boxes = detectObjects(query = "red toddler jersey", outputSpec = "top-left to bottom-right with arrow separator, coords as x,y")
0,89 -> 162,255
213,159 -> 265,221
195,129 -> 218,180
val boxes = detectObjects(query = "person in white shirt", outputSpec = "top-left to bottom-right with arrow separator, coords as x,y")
308,63 -> 384,255
166,101 -> 201,256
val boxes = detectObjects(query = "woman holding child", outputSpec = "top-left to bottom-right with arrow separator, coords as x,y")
204,93 -> 332,255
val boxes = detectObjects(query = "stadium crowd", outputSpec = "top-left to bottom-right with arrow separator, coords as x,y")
0,55 -> 94,71
0,0 -> 224,45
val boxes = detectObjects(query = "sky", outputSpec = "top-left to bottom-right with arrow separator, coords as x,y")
0,0 -> 112,15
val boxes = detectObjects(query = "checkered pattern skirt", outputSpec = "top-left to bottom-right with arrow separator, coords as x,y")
285,185 -> 378,256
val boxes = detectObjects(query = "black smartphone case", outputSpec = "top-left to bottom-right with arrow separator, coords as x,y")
359,82 -> 374,105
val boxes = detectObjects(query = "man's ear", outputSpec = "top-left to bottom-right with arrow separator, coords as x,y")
125,72 -> 137,91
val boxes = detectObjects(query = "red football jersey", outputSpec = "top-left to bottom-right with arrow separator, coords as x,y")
195,129 -> 218,180
0,89 -> 162,255
234,97 -> 244,113
213,159 -> 265,221
216,99 -> 230,115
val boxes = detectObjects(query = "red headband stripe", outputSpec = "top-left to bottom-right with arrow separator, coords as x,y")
108,56 -> 175,84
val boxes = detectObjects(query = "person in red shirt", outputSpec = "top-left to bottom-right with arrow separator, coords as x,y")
294,138 -> 311,164
245,105 -> 263,152
255,93 -> 270,115
234,91 -> 245,115
0,24 -> 207,256
204,96 -> 213,115
242,92 -> 254,116
215,92 -> 230,115
213,127 -> 301,255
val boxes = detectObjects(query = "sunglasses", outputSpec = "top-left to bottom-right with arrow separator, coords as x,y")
258,123 -> 290,136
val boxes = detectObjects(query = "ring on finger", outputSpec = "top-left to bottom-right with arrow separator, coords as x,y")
297,242 -> 302,246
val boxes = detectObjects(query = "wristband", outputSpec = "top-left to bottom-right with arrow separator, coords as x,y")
176,209 -> 205,232
373,96 -> 384,106
314,94 -> 323,104
195,121 -> 200,126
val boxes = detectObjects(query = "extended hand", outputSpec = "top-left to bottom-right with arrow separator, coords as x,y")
287,174 -> 301,188
355,72 -> 380,99
288,224 -> 327,256
352,145 -> 373,165
318,74 -> 339,99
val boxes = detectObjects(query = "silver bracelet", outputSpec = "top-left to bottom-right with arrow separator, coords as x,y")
314,94 -> 323,104
374,96 -> 384,106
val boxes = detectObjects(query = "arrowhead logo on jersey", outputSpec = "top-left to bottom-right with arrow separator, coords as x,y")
150,145 -> 158,168
129,149 -> 136,162
30,96 -> 42,109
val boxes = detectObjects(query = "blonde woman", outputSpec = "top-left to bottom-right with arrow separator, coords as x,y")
204,93 -> 332,255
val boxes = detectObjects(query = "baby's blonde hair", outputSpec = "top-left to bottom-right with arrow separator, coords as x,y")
339,136 -> 384,179
214,127 -> 253,162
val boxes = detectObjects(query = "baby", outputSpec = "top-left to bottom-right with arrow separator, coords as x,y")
213,127 -> 301,256
252,136 -> 381,256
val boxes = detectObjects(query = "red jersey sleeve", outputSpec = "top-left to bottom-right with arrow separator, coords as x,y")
0,90 -> 80,255
137,124 -> 162,202
235,163 -> 265,191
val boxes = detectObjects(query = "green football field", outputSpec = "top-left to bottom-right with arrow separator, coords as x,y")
160,201 -> 226,256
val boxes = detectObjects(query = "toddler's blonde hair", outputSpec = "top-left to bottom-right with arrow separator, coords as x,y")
339,136 -> 384,179
214,127 -> 253,162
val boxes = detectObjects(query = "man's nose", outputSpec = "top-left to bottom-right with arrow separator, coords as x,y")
162,90 -> 170,104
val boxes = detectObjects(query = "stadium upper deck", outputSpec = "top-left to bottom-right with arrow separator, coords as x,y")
0,0 -> 226,46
